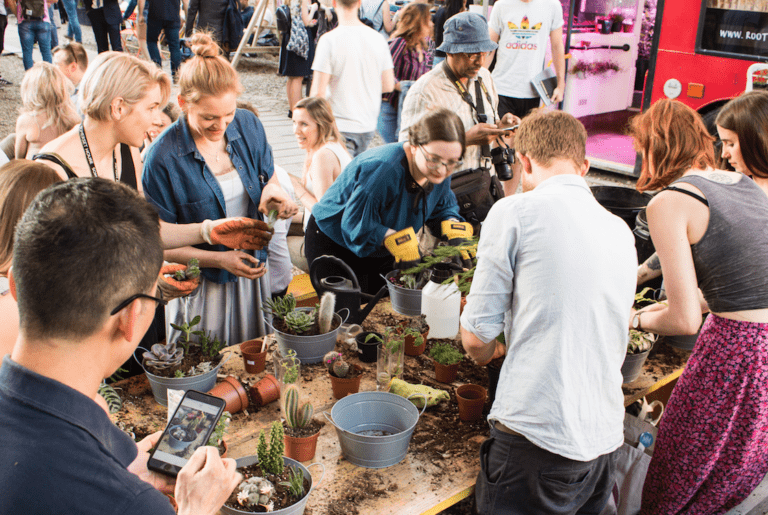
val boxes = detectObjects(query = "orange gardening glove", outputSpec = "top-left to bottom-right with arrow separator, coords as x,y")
201,217 -> 274,250
158,263 -> 200,300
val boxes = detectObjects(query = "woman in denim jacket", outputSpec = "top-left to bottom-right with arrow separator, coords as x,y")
143,33 -> 297,345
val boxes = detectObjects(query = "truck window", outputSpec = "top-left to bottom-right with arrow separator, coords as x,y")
696,0 -> 768,60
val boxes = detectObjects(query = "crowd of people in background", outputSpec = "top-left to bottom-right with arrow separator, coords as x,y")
1,0 -> 768,514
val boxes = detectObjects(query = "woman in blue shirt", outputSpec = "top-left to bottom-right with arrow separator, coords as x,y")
143,33 -> 297,344
305,107 -> 470,294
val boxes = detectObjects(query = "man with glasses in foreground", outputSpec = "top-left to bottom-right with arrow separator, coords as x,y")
399,12 -> 521,203
0,178 -> 241,515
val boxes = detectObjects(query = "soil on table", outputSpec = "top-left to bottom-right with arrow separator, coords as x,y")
284,419 -> 324,439
224,462 -> 311,513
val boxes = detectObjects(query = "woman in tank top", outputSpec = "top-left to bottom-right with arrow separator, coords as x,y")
290,96 -> 351,230
629,99 -> 768,514
142,33 -> 297,345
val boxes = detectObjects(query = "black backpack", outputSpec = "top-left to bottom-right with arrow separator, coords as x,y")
449,168 -> 505,235
275,4 -> 290,36
20,0 -> 46,19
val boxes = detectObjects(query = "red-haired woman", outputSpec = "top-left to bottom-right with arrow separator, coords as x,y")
629,99 -> 768,514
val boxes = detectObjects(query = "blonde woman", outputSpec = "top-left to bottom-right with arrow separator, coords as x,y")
15,63 -> 80,159
290,96 -> 351,229
142,33 -> 298,344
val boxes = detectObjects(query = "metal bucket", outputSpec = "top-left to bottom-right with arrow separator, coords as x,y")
220,456 -> 324,515
383,271 -> 422,316
135,350 -> 230,406
621,350 -> 650,384
267,309 -> 347,364
324,391 -> 426,469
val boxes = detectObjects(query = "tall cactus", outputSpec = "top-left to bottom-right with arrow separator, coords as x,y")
283,384 -> 314,428
317,292 -> 336,334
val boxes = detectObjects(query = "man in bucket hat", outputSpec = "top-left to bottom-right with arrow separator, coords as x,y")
399,12 -> 520,197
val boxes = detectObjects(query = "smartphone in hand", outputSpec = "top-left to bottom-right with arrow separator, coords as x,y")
147,390 -> 226,477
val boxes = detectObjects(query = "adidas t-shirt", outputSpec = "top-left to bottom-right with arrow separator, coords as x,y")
489,0 -> 563,99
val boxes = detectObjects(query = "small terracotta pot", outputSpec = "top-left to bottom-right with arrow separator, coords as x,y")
240,339 -> 267,374
329,365 -> 362,399
404,329 -> 429,356
456,384 -> 487,422
209,376 -> 249,414
284,429 -> 320,462
250,373 -> 280,407
434,361 -> 459,383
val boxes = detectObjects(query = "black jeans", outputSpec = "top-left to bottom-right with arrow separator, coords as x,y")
87,8 -> 122,52
304,215 -> 393,296
475,425 -> 617,515
498,95 -> 541,120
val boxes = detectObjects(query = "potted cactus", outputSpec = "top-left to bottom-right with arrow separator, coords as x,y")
263,292 -> 346,364
281,384 -> 321,462
429,342 -> 463,383
222,421 -> 323,515
135,314 -> 230,406
324,351 -> 362,399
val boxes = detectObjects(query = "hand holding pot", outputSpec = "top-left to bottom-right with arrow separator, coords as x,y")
158,263 -> 200,300
176,447 -> 242,515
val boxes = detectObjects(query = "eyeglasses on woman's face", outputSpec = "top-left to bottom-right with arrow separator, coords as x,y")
419,146 -> 463,172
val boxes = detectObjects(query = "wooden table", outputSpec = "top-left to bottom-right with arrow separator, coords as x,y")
112,301 -> 689,514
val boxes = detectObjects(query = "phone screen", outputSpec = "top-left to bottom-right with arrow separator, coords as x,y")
147,390 -> 225,477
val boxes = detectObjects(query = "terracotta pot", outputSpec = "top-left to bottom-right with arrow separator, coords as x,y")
284,428 -> 320,462
218,439 -> 228,458
329,365 -> 362,399
240,339 -> 267,374
209,376 -> 249,414
249,373 -> 280,407
404,329 -> 429,357
456,384 -> 486,422
434,361 -> 459,384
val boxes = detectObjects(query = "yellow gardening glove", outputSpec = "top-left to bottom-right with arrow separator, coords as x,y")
441,221 -> 475,269
201,217 -> 274,250
384,227 -> 421,270
389,378 -> 450,408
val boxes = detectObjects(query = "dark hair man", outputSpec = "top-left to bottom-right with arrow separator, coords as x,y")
0,178 -> 241,515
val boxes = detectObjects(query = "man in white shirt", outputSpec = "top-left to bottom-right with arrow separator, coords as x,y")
460,110 -> 637,514
310,0 -> 395,157
486,0 -> 565,118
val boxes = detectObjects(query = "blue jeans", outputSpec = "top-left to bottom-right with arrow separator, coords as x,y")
18,19 -> 52,70
48,6 -> 58,48
61,0 -> 82,42
341,131 -> 375,158
376,80 -> 413,144
146,17 -> 181,76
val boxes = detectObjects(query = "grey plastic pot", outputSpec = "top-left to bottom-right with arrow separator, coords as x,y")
324,391 -> 426,469
220,456 -> 324,515
135,350 -> 230,406
268,308 -> 348,364
383,271 -> 422,316
621,350 -> 650,384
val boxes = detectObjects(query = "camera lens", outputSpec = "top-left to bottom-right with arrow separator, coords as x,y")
491,147 -> 515,181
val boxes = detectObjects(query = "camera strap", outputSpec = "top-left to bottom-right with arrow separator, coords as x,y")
442,61 -> 493,158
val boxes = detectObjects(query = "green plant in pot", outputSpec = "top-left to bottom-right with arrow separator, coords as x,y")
207,411 -> 231,457
282,384 -> 321,462
429,342 -> 463,383
324,351 -> 362,399
400,314 -> 430,356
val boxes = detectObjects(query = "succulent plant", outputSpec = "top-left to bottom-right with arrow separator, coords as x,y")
255,421 -> 284,476
279,466 -> 305,498
333,360 -> 350,378
262,293 -> 297,320
429,342 -> 463,366
142,341 -> 183,370
323,351 -> 342,371
173,258 -> 201,281
236,476 -> 275,511
324,350 -> 351,377
283,384 -> 313,429
284,310 -> 314,334
317,292 -> 336,334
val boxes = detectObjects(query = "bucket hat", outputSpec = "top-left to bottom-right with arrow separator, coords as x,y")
436,12 -> 498,55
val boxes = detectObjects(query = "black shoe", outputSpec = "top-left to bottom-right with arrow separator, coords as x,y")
0,77 -> 12,87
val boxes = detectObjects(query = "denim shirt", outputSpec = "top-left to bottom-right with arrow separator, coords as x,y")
142,109 -> 274,284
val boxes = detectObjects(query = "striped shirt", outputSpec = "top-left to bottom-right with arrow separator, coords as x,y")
384,37 -> 433,107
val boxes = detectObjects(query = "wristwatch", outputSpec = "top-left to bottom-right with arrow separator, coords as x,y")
632,313 -> 642,331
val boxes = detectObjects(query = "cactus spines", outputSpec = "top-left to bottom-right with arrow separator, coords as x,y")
317,292 -> 336,334
268,421 -> 284,474
332,359 -> 350,378
257,429 -> 268,465
323,351 -> 342,372
283,384 -> 313,428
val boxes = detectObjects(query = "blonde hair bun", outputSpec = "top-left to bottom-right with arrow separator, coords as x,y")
188,33 -> 220,58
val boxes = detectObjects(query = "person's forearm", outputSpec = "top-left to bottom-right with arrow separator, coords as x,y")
160,221 -> 206,249
164,247 -> 223,269
636,303 -> 704,336
460,325 -> 496,365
